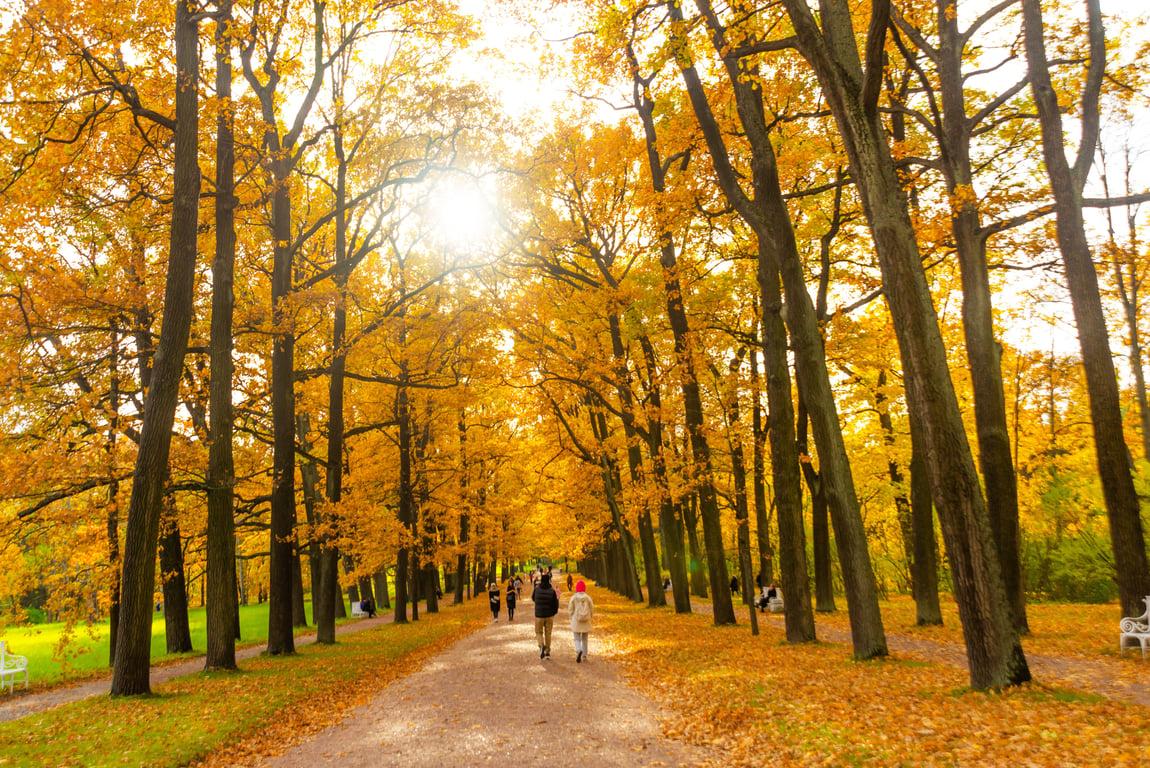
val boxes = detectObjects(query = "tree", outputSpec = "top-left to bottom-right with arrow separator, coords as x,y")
1021,0 -> 1150,617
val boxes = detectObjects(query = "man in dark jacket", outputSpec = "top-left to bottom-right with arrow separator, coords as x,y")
532,574 -> 559,659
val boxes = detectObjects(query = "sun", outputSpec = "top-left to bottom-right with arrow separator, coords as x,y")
426,177 -> 499,252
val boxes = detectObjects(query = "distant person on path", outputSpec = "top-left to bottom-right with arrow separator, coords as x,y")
488,581 -> 501,621
362,597 -> 376,618
514,574 -> 523,599
532,573 -> 559,659
566,573 -> 574,592
506,581 -> 517,621
730,576 -> 739,596
567,579 -> 594,663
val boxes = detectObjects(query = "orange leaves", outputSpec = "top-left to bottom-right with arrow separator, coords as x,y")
593,589 -> 1150,767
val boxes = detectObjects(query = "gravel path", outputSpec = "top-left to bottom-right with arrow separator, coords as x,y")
0,614 -> 390,723
267,607 -> 712,768
695,601 -> 1150,706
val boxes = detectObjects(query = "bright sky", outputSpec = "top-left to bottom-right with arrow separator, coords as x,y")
443,0 -> 1150,361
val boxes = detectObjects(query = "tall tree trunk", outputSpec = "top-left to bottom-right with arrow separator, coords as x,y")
909,414 -> 943,625
625,45 -> 733,623
159,498 -> 192,654
1022,0 -> 1150,617
800,406 -> 836,614
637,336 -> 691,612
782,0 -> 1028,687
718,354 -> 760,634
678,0 -> 877,653
454,416 -> 470,605
291,547 -> 307,627
680,495 -> 708,598
394,379 -> 412,624
607,314 -> 664,606
935,5 -> 1027,633
316,121 -> 350,644
107,329 -> 121,667
589,405 -> 643,602
265,151 -> 297,655
110,2 -> 201,695
205,0 -> 237,671
749,347 -> 773,586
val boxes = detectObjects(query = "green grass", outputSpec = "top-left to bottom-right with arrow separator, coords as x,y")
0,598 -> 357,687
0,599 -> 486,768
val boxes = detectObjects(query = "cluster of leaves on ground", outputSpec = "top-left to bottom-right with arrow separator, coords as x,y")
0,600 -> 488,768
593,590 -> 1150,767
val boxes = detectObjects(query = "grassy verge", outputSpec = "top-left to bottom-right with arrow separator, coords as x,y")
0,598 -> 487,768
0,599 -> 358,688
594,589 -> 1148,766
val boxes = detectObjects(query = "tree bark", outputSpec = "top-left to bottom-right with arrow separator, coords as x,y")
935,4 -> 1027,633
799,407 -> 836,614
624,40 -> 733,622
1022,0 -> 1150,617
608,314 -> 665,607
782,0 -> 1027,687
748,347 -> 773,587
204,0 -> 238,670
909,412 -> 943,625
159,497 -> 192,654
110,2 -> 201,695
680,0 -> 881,655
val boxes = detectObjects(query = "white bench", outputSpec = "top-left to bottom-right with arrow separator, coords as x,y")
0,640 -> 28,693
350,601 -> 366,618
1120,595 -> 1150,659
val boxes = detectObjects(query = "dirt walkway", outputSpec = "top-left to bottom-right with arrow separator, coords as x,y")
0,613 -> 391,724
694,601 -> 1150,707
267,606 -> 712,767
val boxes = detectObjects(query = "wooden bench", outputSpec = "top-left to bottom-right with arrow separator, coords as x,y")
0,640 -> 28,693
1120,595 -> 1150,659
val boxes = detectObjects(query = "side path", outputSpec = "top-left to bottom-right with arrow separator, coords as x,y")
0,613 -> 392,723
692,601 -> 1150,707
267,606 -> 714,768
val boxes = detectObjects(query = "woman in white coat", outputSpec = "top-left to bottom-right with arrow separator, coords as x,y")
567,579 -> 594,663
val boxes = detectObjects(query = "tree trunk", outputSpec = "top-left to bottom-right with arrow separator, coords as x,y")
719,354 -> 760,634
782,0 -> 1028,687
1022,0 -> 1150,617
106,330 -> 122,667
607,315 -> 665,607
626,50 -> 733,623
265,153 -> 297,655
638,335 -> 691,612
748,347 -> 773,586
680,495 -> 708,598
909,415 -> 943,625
680,0 -> 877,653
110,2 -> 201,695
205,0 -> 238,671
455,416 -> 469,605
936,5 -> 1027,633
159,502 -> 192,654
394,379 -> 412,624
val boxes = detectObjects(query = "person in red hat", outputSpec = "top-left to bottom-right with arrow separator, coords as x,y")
567,579 -> 594,663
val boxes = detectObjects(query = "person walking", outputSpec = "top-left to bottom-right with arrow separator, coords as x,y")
506,581 -> 517,622
566,573 -> 574,592
532,573 -> 559,659
488,581 -> 501,622
567,579 -> 594,663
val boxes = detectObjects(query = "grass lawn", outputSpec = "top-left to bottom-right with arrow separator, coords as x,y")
0,598 -> 358,688
594,588 -> 1149,766
0,598 -> 487,768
